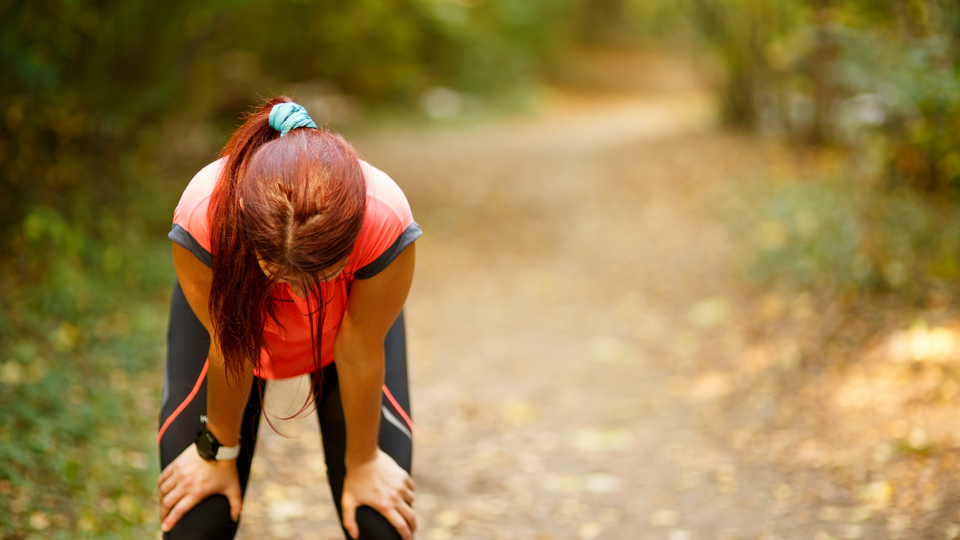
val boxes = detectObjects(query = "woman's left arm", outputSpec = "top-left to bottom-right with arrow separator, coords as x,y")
334,242 -> 417,540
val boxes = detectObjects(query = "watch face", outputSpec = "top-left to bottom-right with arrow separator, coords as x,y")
195,429 -> 218,460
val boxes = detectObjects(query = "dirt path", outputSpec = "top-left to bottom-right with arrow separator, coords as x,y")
231,65 -> 934,540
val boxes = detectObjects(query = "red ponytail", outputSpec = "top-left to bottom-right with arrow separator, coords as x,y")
208,97 -> 366,386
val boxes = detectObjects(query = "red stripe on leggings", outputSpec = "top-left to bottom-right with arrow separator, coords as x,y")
157,359 -> 209,446
382,384 -> 415,434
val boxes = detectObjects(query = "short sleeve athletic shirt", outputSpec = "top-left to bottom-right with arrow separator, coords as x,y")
168,158 -> 421,380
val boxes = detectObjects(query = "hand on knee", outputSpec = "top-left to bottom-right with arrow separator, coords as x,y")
341,449 -> 416,540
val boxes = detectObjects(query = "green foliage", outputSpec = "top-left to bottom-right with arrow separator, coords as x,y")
0,0 -> 599,244
685,0 -> 960,156
731,176 -> 960,296
690,0 -> 960,299
0,207 -> 171,538
0,0 -> 221,244
414,0 -> 581,93
835,29 -> 960,192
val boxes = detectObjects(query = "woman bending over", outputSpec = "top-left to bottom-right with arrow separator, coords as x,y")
156,97 -> 420,540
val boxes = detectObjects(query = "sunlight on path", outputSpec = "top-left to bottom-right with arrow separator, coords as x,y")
508,90 -> 718,151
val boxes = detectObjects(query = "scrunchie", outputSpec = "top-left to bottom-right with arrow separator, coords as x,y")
268,102 -> 318,137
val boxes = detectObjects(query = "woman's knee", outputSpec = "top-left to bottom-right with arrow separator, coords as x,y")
163,495 -> 238,540
350,506 -> 405,540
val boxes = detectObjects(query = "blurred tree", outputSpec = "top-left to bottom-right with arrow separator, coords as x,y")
686,0 -> 811,129
0,0 -> 596,248
0,0 -> 227,242
578,0 -> 632,46
686,0 -> 960,194
833,0 -> 960,192
809,0 -> 834,145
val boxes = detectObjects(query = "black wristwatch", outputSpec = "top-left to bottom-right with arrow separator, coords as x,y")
195,428 -> 241,461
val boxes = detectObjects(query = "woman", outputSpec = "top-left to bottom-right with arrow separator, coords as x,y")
156,97 -> 420,540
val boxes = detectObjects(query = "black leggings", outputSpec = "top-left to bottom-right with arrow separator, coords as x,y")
158,281 -> 413,540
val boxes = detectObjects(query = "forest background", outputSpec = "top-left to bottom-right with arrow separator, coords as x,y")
1,0 -> 959,538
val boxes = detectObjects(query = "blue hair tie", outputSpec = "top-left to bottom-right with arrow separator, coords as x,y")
268,102 -> 318,137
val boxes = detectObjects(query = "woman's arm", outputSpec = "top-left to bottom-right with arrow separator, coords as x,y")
334,242 -> 417,540
157,243 -> 254,532
171,243 -> 254,446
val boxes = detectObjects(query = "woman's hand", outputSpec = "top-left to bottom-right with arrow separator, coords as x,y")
342,449 -> 417,540
157,443 -> 242,533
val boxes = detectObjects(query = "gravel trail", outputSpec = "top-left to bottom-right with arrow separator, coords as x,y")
234,62 -> 921,540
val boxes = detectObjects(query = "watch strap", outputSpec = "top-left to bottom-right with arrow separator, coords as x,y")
215,444 -> 241,461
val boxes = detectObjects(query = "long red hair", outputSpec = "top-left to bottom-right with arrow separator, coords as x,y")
208,96 -> 365,385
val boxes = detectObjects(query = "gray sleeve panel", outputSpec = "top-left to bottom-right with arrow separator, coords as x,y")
355,222 -> 423,280
168,223 -> 213,269
168,221 -> 422,277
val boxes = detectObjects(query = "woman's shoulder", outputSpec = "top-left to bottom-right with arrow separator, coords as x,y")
174,158 -> 226,224
169,158 -> 226,266
351,161 -> 421,279
360,160 -> 414,225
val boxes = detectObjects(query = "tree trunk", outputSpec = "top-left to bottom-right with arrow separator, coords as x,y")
809,0 -> 833,145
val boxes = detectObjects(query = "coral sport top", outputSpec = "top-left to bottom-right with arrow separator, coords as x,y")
168,158 -> 421,379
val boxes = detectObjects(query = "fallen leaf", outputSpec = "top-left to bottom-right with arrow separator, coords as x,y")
268,500 -> 304,523
649,509 -> 680,527
841,524 -> 863,539
858,481 -> 892,508
578,522 -> 602,540
435,509 -> 461,529
502,401 -> 538,426
818,506 -> 841,521
690,297 -> 729,328
545,475 -> 581,493
583,473 -> 622,494
571,428 -> 634,452
418,494 -> 438,511
690,372 -> 733,401
591,335 -> 629,363
427,529 -> 453,540
263,483 -> 284,501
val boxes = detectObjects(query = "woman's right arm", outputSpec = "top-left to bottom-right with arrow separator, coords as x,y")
157,243 -> 255,533
171,243 -> 254,447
